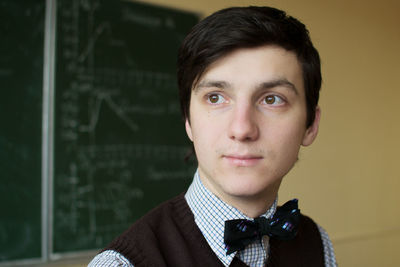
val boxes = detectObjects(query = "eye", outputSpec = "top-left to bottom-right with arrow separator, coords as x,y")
262,95 -> 285,105
206,93 -> 226,104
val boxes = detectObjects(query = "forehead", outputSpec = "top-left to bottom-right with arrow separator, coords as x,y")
194,45 -> 304,94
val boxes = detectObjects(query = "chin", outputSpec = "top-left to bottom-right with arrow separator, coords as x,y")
227,168 -> 283,193
224,179 -> 272,199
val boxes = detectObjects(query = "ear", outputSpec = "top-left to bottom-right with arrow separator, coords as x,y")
185,119 -> 193,142
302,106 -> 321,146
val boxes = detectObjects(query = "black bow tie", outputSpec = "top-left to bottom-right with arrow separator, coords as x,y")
224,199 -> 300,255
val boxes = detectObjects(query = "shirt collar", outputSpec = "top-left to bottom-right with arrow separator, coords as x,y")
185,170 -> 277,266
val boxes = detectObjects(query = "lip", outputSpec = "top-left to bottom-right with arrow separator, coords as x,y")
222,154 -> 263,167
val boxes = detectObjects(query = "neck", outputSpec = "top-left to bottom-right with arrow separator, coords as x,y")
230,193 -> 278,218
200,174 -> 282,218
224,182 -> 280,218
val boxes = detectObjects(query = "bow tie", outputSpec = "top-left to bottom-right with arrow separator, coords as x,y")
224,199 -> 300,255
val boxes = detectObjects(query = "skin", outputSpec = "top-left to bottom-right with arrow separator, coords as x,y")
185,45 -> 321,218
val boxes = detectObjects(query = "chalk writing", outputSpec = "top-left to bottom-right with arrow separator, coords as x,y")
53,0 -> 196,253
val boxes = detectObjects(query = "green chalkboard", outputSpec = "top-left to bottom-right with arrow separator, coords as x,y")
53,0 -> 198,253
0,0 -> 44,262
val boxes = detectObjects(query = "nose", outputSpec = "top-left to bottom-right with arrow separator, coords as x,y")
228,103 -> 259,142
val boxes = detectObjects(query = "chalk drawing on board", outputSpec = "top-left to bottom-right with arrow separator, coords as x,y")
53,0 -> 196,252
78,22 -> 111,64
78,92 -> 139,134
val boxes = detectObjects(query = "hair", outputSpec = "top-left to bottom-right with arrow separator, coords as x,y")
177,6 -> 321,128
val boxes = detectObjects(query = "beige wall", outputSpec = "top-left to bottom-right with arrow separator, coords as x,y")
135,0 -> 400,266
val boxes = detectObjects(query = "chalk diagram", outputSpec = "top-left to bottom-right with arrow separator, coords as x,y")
54,0 -> 193,250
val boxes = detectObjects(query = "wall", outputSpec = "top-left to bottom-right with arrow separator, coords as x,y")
135,0 -> 400,266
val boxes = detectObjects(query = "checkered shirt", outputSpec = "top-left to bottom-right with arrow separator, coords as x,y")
88,171 -> 337,267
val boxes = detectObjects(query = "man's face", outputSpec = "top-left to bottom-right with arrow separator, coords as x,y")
185,46 -> 320,207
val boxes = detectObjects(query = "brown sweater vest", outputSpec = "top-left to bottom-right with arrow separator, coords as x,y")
105,193 -> 325,267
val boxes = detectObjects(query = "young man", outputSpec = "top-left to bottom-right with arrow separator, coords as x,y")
89,6 -> 336,267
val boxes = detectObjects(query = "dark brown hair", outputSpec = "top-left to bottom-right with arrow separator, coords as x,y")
177,6 -> 321,127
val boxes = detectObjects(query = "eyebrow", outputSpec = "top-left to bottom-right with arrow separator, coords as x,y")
193,80 -> 231,92
256,78 -> 299,95
194,78 -> 299,95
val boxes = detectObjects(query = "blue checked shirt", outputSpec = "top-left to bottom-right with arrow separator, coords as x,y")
89,171 -> 337,267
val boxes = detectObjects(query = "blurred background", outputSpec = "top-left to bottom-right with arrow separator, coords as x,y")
1,0 -> 399,266
110,0 -> 400,265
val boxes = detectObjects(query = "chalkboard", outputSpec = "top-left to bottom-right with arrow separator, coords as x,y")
0,0 -> 45,262
53,0 -> 198,253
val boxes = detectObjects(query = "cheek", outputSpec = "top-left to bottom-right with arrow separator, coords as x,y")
190,119 -> 225,163
190,112 -> 222,142
192,126 -> 218,149
266,121 -> 305,157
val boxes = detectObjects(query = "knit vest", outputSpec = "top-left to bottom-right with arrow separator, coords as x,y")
104,193 -> 325,267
